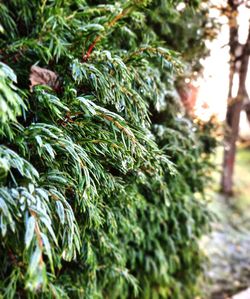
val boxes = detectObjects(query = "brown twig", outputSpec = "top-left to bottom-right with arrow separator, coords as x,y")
99,113 -> 136,142
29,210 -> 43,265
82,7 -> 132,61
59,110 -> 136,142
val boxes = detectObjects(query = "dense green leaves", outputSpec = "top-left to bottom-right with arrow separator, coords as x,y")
0,1 -> 215,298
0,63 -> 26,137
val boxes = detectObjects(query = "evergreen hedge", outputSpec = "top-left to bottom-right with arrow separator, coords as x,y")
0,1 -> 214,298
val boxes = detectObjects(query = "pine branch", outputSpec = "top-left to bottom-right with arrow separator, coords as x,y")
83,6 -> 132,61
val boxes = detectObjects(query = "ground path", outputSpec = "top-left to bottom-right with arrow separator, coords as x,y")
201,148 -> 250,299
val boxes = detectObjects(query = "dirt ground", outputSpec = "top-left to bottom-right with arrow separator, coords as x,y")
201,147 -> 250,299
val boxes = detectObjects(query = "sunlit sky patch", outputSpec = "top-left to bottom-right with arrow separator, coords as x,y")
194,1 -> 250,125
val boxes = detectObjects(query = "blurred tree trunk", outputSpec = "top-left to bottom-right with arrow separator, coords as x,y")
221,0 -> 250,194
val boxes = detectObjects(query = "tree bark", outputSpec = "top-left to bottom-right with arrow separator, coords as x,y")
221,1 -> 250,194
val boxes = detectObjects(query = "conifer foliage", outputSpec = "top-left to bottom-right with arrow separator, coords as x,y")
0,1 -> 214,298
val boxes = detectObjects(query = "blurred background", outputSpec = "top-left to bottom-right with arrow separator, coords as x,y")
183,0 -> 250,298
